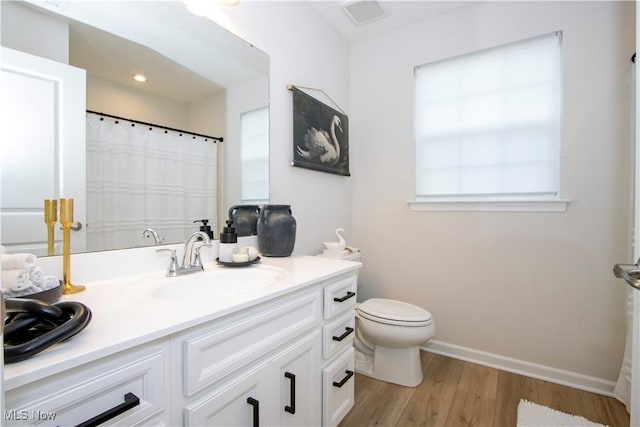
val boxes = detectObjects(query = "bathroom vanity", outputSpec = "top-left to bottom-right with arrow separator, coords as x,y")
3,255 -> 360,426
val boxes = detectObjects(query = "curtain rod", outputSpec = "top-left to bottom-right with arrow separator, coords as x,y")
87,110 -> 224,143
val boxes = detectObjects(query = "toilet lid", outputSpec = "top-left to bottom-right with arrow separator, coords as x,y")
357,298 -> 432,326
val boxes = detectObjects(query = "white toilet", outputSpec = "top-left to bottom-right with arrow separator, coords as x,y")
318,242 -> 435,388
354,298 -> 435,387
319,244 -> 436,387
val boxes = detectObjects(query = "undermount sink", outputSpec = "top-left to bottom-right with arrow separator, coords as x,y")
121,264 -> 287,303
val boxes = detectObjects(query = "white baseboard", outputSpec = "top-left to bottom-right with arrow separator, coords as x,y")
421,340 -> 617,397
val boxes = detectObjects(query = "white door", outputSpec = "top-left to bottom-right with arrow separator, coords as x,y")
613,29 -> 640,427
0,46 -> 86,255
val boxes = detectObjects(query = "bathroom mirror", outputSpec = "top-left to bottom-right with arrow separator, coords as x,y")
0,0 -> 270,255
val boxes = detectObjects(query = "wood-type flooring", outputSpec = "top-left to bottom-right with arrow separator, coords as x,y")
339,351 -> 630,427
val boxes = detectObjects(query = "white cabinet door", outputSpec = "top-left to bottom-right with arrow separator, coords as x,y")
184,331 -> 322,427
184,362 -> 270,426
270,331 -> 322,427
0,46 -> 86,255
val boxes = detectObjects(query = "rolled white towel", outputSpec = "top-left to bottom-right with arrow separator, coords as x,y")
42,276 -> 61,290
1,253 -> 37,270
10,280 -> 39,292
4,280 -> 41,298
30,267 -> 45,286
2,269 -> 30,288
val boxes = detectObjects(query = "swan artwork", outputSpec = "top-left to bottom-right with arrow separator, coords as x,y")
323,228 -> 347,252
297,115 -> 342,165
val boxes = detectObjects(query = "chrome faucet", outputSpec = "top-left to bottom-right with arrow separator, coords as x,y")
142,228 -> 164,245
182,231 -> 211,270
156,231 -> 211,277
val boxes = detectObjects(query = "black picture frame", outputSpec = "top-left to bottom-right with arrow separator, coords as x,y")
291,87 -> 350,176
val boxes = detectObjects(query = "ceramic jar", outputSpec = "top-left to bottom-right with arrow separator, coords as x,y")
228,205 -> 261,237
257,205 -> 296,257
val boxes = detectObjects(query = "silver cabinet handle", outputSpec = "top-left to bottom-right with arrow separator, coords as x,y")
58,222 -> 82,231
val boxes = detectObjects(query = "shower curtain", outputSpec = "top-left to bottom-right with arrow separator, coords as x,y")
85,112 -> 217,252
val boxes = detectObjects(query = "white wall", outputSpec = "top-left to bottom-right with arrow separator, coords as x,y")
87,75 -> 189,129
222,2 -> 353,256
350,1 -> 634,386
0,1 -> 68,63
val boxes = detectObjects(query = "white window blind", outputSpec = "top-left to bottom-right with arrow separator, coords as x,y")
241,106 -> 269,202
414,32 -> 562,201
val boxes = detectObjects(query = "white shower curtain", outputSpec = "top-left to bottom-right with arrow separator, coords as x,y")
86,113 -> 217,252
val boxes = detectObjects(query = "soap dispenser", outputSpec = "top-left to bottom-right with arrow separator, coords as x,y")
219,220 -> 238,263
194,219 -> 214,240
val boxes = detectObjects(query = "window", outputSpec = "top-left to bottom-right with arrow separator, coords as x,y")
413,32 -> 565,211
240,106 -> 269,203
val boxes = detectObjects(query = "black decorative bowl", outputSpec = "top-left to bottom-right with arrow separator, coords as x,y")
3,283 -> 63,304
216,256 -> 261,267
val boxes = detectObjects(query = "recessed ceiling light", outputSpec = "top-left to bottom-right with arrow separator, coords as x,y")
134,74 -> 147,82
180,0 -> 231,27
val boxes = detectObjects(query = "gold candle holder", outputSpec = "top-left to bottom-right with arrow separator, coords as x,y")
60,198 -> 85,294
44,199 -> 57,256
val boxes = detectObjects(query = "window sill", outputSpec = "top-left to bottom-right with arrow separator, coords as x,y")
408,199 -> 570,212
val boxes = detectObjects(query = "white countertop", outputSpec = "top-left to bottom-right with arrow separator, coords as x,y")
4,255 -> 361,391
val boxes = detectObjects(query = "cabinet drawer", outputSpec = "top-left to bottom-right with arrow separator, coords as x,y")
184,362 -> 270,426
5,342 -> 169,427
322,347 -> 355,427
182,289 -> 322,396
322,311 -> 355,360
323,276 -> 357,319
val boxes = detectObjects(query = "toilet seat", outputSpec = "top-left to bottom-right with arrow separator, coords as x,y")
357,298 -> 433,327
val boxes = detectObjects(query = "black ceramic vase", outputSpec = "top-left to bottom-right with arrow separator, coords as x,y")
257,205 -> 297,257
228,205 -> 261,237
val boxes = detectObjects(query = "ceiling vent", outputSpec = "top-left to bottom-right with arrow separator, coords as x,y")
340,0 -> 388,26
39,0 -> 69,12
